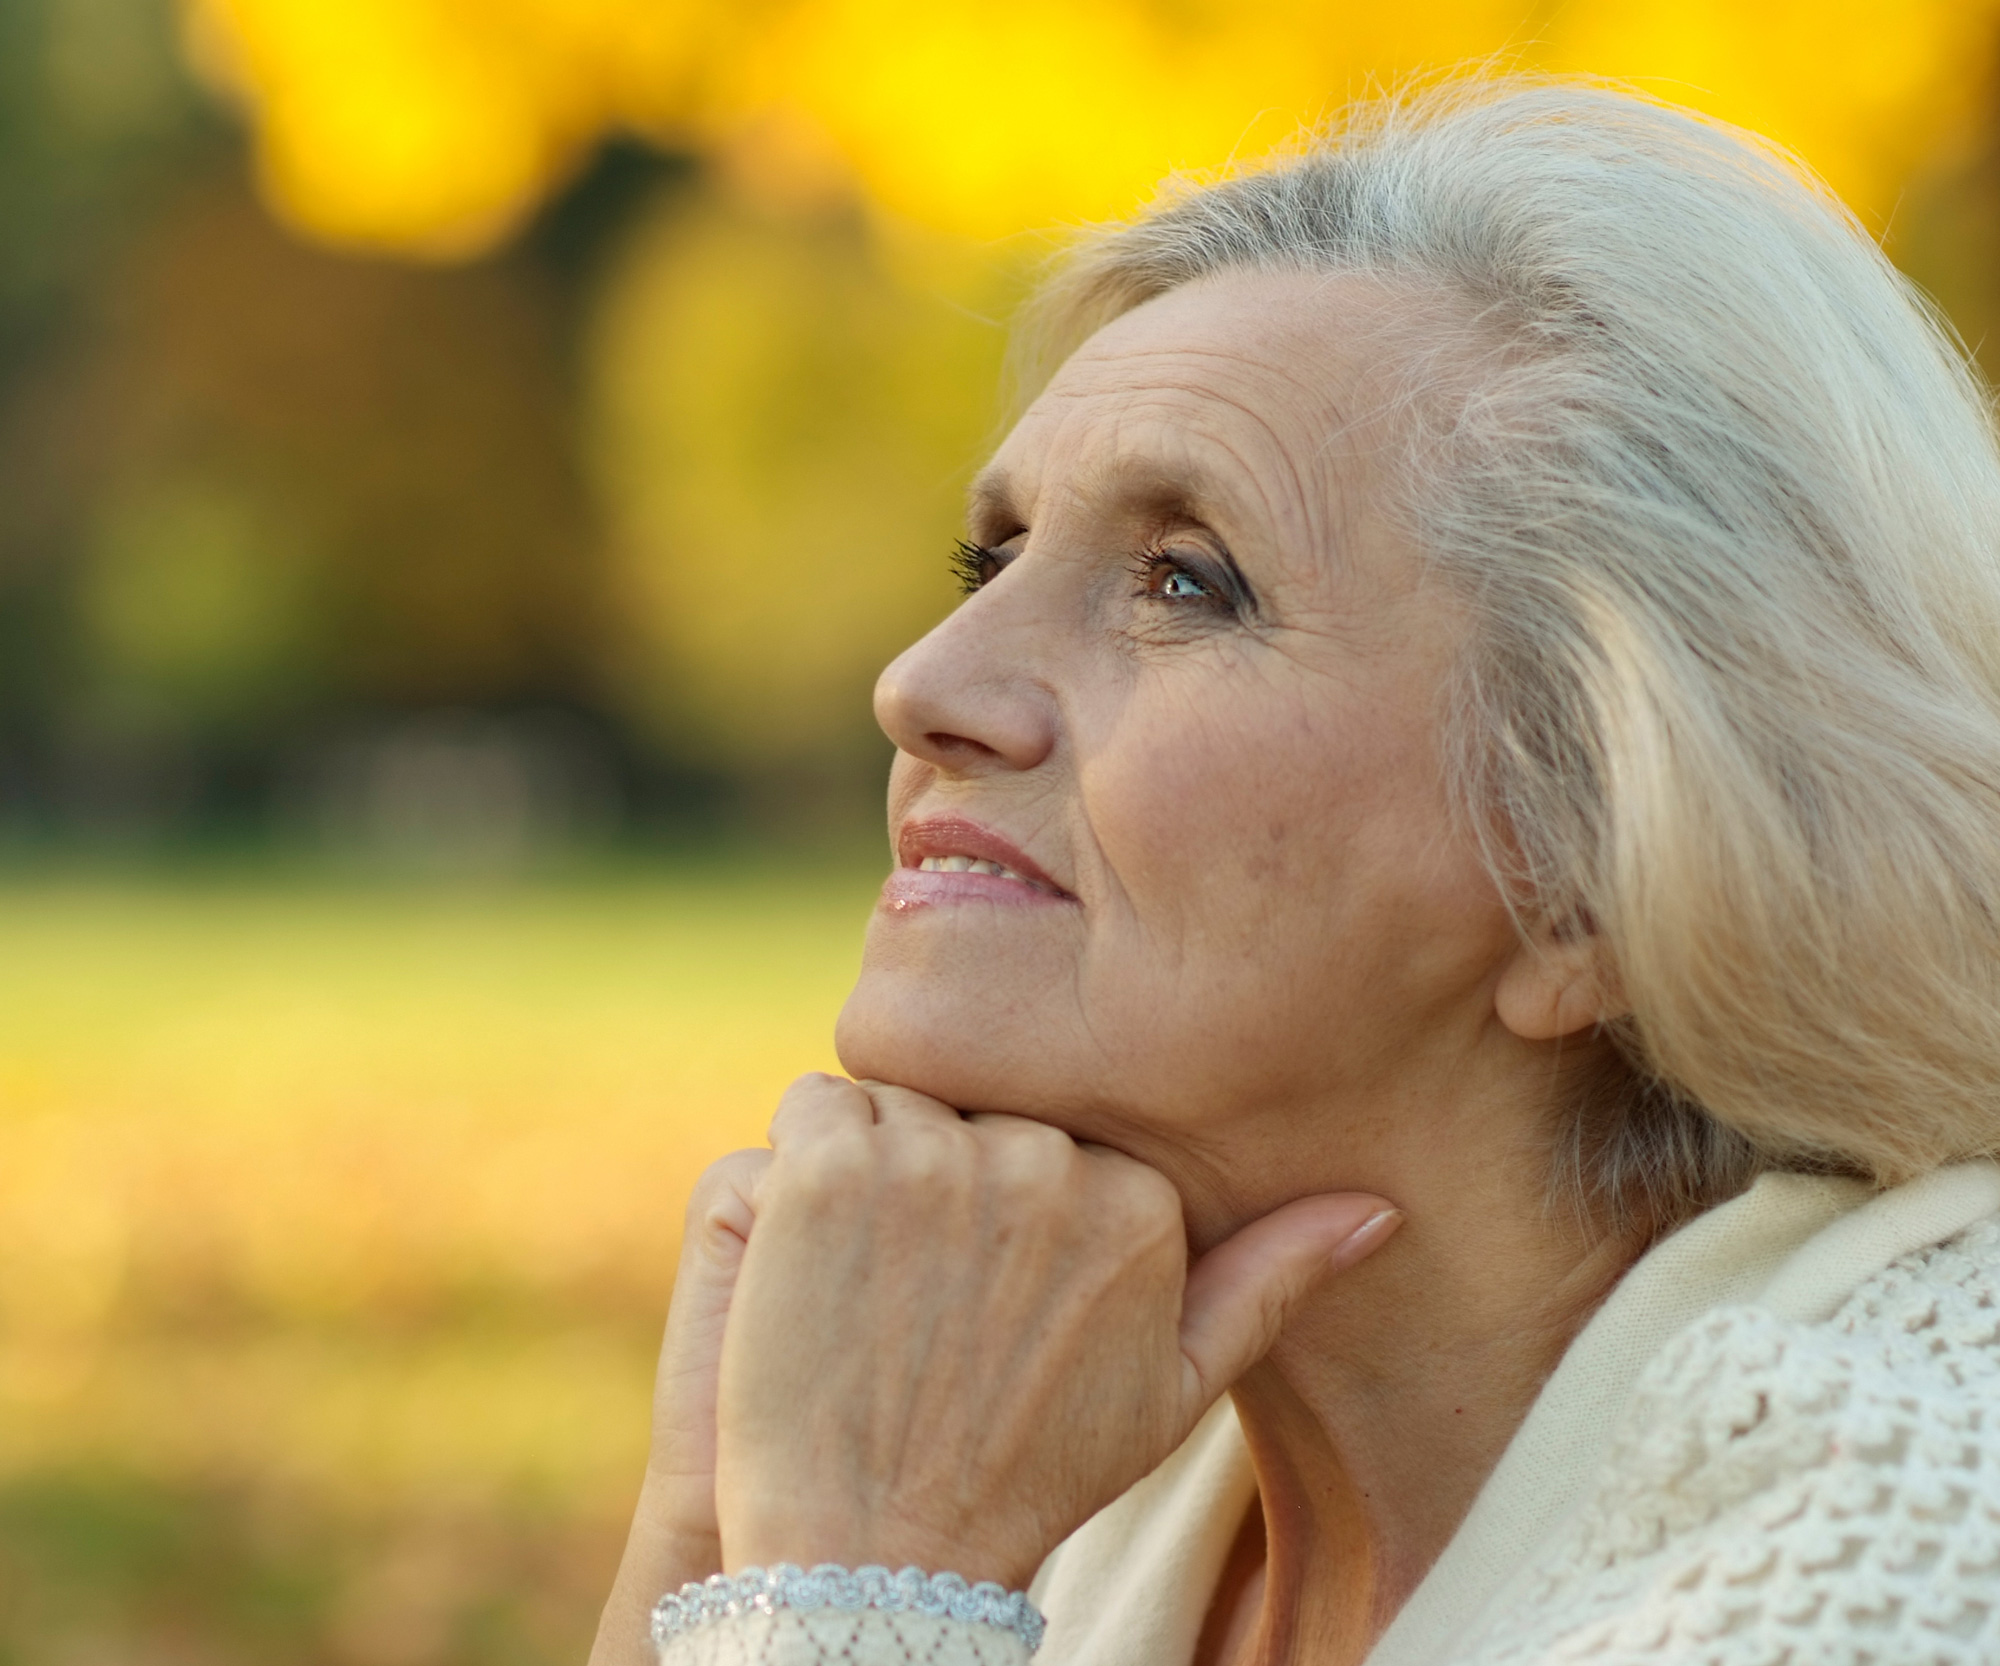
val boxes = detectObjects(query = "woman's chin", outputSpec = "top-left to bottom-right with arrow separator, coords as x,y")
835,980 -> 1251,1216
836,986 -> 996,1103
834,976 -> 1078,1117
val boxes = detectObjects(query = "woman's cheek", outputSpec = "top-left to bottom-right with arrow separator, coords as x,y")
1082,684 -> 1324,937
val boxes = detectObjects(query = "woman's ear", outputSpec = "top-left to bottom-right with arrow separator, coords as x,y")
1494,916 -> 1628,1042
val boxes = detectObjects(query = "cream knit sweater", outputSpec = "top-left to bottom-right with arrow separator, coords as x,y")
656,1163 -> 2000,1666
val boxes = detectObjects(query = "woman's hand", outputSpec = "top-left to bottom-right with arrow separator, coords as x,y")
714,1074 -> 1400,1590
589,1148 -> 769,1666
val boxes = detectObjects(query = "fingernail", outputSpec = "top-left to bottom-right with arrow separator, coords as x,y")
1330,1207 -> 1405,1271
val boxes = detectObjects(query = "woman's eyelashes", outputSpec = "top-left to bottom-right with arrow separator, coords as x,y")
950,537 -> 1027,595
949,537 -> 1002,596
949,534 -> 1258,621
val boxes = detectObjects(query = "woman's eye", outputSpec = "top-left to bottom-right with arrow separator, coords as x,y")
1132,551 -> 1223,607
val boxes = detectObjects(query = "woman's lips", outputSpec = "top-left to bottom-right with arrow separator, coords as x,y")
883,816 -> 1075,911
879,866 -> 1072,911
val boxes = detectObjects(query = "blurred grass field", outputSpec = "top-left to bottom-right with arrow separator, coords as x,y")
0,861 -> 877,1665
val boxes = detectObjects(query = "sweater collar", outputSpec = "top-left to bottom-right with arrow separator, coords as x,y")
1365,1161 -> 2000,1666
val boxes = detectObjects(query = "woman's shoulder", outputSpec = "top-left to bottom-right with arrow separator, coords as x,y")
1637,1207 -> 2000,1452
1632,1210 -> 2000,1503
1475,1213 -> 2000,1666
1830,1208 -> 2000,1360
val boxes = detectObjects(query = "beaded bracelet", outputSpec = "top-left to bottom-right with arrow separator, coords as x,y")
651,1563 -> 1046,1654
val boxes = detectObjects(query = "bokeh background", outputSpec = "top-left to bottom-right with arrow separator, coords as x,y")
8,2 -> 2000,1660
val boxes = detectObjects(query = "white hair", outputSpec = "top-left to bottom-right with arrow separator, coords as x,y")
1026,76 -> 2000,1230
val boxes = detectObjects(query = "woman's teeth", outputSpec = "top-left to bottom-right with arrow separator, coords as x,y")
917,854 -> 1034,883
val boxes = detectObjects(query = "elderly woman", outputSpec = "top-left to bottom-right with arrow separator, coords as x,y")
593,78 -> 2000,1666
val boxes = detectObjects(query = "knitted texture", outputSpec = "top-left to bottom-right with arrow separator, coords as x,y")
1459,1216 -> 2000,1666
654,1607 -> 1032,1666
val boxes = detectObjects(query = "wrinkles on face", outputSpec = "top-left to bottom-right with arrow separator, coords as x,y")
842,268 -> 1515,1221
987,355 -> 1337,608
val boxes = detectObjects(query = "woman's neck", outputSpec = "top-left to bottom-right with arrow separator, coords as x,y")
1187,1112 -> 1645,1666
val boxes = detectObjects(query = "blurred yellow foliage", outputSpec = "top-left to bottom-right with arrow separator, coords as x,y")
185,0 -> 708,256
586,192 -> 1003,764
178,0 -> 2000,769
188,0 -> 2000,256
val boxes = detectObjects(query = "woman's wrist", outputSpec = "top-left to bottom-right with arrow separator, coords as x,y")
589,1483 -> 727,1666
721,1502 -> 1037,1596
653,1562 -> 1046,1655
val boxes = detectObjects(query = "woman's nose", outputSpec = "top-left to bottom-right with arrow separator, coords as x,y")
873,597 -> 1058,775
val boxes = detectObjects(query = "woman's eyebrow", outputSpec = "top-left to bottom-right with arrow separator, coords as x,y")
971,453 -> 1263,546
967,467 -> 1023,535
1113,463 -> 1254,542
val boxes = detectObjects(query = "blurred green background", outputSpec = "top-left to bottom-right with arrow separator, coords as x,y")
9,0 -> 2000,1660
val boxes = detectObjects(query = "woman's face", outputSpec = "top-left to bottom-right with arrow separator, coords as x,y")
836,269 -> 1535,1221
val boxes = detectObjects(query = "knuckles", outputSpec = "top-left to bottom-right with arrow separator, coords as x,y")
768,1072 -> 876,1144
754,1093 -> 1188,1274
877,1119 -> 979,1191
768,1120 -> 979,1219
765,1125 -> 879,1211
1089,1160 -> 1187,1258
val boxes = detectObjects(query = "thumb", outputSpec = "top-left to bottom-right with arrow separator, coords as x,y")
1177,1193 -> 1402,1414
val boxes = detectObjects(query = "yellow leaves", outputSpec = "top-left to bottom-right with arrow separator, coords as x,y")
586,190 -> 1004,763
728,0 -> 1544,240
185,0 -> 710,256
186,0 -> 2000,259
169,0 -> 2000,778
756,0 -> 1235,238
1549,0 -> 1996,229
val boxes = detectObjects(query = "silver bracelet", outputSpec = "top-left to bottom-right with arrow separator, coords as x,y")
651,1563 -> 1046,1654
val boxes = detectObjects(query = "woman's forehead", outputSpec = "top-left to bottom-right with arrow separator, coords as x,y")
1061,273 -> 1374,413
979,271 -> 1399,536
